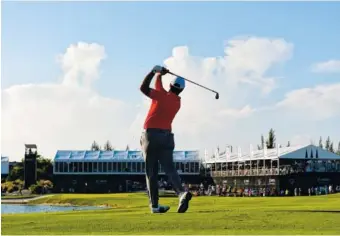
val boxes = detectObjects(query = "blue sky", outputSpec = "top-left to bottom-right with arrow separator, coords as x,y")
3,2 -> 340,101
2,2 -> 340,159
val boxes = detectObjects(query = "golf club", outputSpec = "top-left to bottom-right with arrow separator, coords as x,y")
168,71 -> 220,100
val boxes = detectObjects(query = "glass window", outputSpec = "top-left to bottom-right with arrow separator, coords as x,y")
181,163 -> 185,172
88,162 -> 93,172
103,162 -> 107,172
131,162 -> 136,172
142,162 -> 146,172
194,162 -> 199,173
84,162 -> 89,172
117,162 -> 122,172
108,162 -> 112,172
78,162 -> 83,172
176,162 -> 180,171
55,162 -> 59,172
93,162 -> 98,172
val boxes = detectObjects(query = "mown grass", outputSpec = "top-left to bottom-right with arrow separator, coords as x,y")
2,193 -> 340,235
1,194 -> 38,200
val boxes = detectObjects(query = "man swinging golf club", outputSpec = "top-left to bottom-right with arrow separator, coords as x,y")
140,65 -> 192,214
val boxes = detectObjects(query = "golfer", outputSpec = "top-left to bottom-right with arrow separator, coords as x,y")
140,65 -> 192,213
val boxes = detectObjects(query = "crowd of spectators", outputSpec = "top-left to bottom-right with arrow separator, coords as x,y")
181,182 -> 340,197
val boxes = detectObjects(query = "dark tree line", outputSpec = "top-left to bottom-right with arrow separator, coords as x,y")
318,136 -> 340,155
256,130 -> 340,155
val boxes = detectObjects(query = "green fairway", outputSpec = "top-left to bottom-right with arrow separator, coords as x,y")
2,193 -> 340,235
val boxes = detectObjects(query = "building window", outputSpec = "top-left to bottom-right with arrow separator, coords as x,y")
131,162 -> 136,172
78,162 -> 83,172
55,162 -> 59,172
117,163 -> 122,172
88,162 -> 93,172
194,162 -> 199,173
108,162 -> 113,172
84,162 -> 89,172
103,162 -> 107,172
142,162 -> 146,172
62,162 -> 68,172
175,162 -> 180,171
93,162 -> 98,172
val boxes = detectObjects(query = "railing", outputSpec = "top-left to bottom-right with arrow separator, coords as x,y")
210,168 -> 280,177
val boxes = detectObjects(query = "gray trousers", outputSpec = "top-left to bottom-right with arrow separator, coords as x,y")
140,128 -> 184,208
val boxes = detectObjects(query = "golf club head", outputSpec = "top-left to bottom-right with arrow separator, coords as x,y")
215,93 -> 219,100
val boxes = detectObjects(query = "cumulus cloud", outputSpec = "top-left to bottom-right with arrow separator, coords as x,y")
276,83 -> 340,120
1,42 -> 136,160
312,60 -> 340,73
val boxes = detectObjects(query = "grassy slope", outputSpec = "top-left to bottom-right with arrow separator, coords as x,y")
2,193 -> 340,235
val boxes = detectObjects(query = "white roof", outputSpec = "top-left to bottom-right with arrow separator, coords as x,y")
54,150 -> 200,162
204,144 -> 340,163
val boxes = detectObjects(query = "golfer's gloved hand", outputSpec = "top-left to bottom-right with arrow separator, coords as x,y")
152,65 -> 169,75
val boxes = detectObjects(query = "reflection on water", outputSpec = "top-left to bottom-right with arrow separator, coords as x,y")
1,204 -> 104,214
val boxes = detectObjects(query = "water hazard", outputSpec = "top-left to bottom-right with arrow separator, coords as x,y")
1,204 -> 104,214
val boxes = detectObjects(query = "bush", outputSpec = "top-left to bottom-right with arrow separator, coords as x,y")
29,184 -> 42,194
6,182 -> 15,193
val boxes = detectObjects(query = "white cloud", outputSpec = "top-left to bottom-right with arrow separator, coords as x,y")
312,60 -> 340,73
276,83 -> 340,120
1,42 -> 136,160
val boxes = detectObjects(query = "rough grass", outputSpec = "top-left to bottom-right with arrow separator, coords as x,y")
1,193 -> 340,235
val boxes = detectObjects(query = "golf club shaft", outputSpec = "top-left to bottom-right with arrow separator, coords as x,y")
168,72 -> 218,94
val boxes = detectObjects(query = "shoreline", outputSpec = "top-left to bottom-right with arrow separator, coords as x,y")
1,200 -> 111,208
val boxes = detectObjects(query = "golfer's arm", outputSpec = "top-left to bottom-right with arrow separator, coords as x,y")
155,74 -> 166,92
140,71 -> 155,96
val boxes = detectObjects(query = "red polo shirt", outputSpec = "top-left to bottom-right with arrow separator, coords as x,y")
143,78 -> 181,130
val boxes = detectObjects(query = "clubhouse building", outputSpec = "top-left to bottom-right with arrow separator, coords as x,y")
204,144 -> 340,193
53,150 -> 203,193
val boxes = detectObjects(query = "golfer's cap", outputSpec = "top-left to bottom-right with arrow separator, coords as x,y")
170,76 -> 185,90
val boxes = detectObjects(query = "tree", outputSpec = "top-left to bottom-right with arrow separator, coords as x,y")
91,141 -> 100,151
126,145 -> 130,151
319,137 -> 323,149
325,136 -> 331,151
266,128 -> 276,149
103,141 -> 113,151
287,141 -> 291,147
36,155 -> 53,181
329,142 -> 334,153
6,165 -> 24,181
261,135 -> 265,150
337,142 -> 340,155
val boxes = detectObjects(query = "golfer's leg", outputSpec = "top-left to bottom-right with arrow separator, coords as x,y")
160,150 -> 184,194
159,134 -> 184,195
145,156 -> 159,208
141,133 -> 159,208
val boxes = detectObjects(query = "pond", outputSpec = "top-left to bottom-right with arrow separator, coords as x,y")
1,204 -> 104,214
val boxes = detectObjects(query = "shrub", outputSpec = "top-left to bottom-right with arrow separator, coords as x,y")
29,184 -> 42,194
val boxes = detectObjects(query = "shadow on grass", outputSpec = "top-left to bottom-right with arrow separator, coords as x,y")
277,210 -> 340,214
